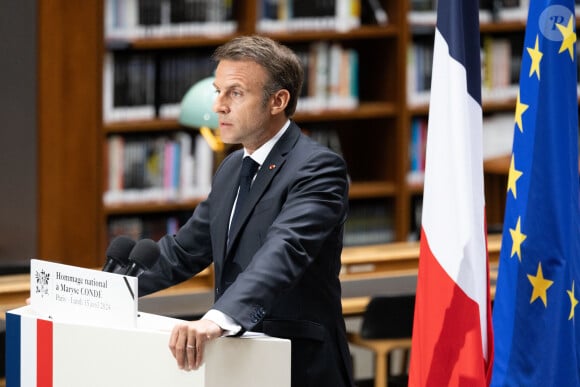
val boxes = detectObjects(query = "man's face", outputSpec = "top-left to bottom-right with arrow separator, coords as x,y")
212,59 -> 274,153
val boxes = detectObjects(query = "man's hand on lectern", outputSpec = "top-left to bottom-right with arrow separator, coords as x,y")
169,319 -> 223,371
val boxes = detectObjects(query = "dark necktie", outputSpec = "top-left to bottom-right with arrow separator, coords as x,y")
229,156 -> 259,237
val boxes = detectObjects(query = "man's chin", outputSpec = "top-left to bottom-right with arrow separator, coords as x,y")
218,133 -> 238,145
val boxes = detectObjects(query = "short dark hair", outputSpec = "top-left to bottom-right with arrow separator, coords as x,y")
212,35 -> 304,117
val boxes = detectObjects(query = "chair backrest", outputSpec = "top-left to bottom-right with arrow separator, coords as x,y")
0,318 -> 5,377
360,294 -> 415,339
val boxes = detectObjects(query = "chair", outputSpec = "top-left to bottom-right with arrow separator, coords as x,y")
0,317 -> 5,379
347,295 -> 415,387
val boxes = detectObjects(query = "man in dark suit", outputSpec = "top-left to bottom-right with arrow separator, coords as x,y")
137,35 -> 354,387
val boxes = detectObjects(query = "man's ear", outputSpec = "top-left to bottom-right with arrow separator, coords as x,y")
270,89 -> 290,115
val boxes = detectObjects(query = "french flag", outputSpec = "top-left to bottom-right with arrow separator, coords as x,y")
6,312 -> 54,387
408,1 -> 494,386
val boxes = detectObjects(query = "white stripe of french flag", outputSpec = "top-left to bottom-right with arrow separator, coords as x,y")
408,0 -> 494,386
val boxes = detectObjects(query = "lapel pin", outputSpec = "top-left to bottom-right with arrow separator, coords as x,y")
269,164 -> 276,170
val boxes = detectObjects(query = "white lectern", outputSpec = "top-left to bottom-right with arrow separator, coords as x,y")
6,260 -> 290,387
6,306 -> 290,387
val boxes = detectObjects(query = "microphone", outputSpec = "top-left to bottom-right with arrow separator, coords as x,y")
124,238 -> 160,277
102,236 -> 136,272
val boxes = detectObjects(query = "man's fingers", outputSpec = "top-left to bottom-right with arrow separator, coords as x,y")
194,340 -> 204,369
169,323 -> 189,369
186,343 -> 197,370
168,325 -> 179,358
169,320 -> 221,371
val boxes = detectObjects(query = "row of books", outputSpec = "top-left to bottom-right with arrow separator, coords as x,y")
407,35 -> 522,107
304,126 -> 345,158
344,201 -> 395,246
481,34 -> 522,102
103,49 -> 214,122
105,0 -> 237,39
104,125 -> 348,204
409,0 -> 529,25
406,113 -> 516,185
296,41 -> 359,112
482,113 -> 515,161
107,201 -> 395,246
406,38 -> 433,107
104,132 -> 213,205
103,41 -> 359,123
105,0 -> 387,40
407,117 -> 427,186
256,0 -> 365,33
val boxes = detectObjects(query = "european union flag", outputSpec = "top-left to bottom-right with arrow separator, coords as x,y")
491,1 -> 580,385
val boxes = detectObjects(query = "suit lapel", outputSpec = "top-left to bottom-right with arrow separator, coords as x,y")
225,123 -> 301,254
213,152 -> 244,264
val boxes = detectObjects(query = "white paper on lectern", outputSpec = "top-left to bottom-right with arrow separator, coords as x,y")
29,259 -> 138,328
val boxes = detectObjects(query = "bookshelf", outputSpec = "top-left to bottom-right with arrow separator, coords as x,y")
405,1 -> 531,233
34,0 -> 527,269
99,0 -> 410,251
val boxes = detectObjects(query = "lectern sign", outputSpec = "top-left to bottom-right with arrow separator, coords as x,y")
30,259 -> 138,328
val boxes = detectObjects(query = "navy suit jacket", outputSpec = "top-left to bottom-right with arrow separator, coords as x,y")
138,122 -> 354,386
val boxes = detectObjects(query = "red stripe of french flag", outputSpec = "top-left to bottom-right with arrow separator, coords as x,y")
37,319 -> 53,387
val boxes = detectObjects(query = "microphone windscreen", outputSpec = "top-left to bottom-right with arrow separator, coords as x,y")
106,236 -> 136,267
128,238 -> 160,270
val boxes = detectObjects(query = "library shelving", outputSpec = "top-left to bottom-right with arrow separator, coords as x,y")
35,0 -> 528,268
